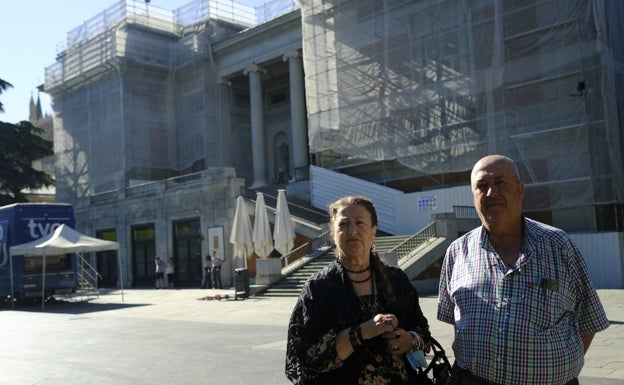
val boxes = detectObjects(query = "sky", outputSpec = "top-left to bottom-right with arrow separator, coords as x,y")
0,0 -> 264,124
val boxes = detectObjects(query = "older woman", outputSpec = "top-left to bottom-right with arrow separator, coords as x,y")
285,196 -> 430,385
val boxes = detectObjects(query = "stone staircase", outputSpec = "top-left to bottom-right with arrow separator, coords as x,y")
247,187 -> 442,298
260,252 -> 336,297
246,188 -> 480,299
259,235 -> 418,297
373,235 -> 412,255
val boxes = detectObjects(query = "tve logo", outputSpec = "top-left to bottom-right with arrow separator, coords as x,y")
27,220 -> 63,239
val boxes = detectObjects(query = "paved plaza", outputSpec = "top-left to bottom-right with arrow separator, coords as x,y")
0,288 -> 622,384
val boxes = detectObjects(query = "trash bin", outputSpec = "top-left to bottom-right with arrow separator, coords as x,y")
234,268 -> 250,300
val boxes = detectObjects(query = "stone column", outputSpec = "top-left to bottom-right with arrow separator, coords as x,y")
283,51 -> 308,181
217,79 -> 233,166
244,64 -> 268,188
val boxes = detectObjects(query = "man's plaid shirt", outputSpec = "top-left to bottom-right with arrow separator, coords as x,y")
437,217 -> 609,384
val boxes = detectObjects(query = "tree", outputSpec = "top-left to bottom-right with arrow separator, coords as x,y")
0,78 -> 12,113
0,78 -> 54,205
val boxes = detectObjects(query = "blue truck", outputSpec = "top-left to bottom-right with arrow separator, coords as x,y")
0,203 -> 78,300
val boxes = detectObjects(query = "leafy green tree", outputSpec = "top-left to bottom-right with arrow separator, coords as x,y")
0,78 -> 54,205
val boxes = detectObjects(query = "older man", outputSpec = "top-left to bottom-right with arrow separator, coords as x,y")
437,155 -> 609,385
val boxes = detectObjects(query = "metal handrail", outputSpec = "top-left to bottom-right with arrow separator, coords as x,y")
77,254 -> 102,294
453,205 -> 478,218
383,222 -> 437,262
244,189 -> 329,225
280,231 -> 332,268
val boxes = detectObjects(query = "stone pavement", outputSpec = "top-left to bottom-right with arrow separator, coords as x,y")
0,288 -> 622,384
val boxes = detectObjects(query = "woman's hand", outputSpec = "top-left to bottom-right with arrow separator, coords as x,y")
358,313 -> 397,340
372,314 -> 417,355
338,313 -> 419,359
362,314 -> 411,355
336,314 -> 396,360
382,328 -> 413,355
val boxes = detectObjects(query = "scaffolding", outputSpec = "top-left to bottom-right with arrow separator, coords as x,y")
45,0 -> 298,92
300,0 -> 624,215
43,0 -> 298,202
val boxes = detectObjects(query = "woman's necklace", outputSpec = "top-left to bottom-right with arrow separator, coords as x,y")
355,270 -> 377,314
338,259 -> 371,274
349,273 -> 372,284
340,258 -> 378,314
342,259 -> 372,283
344,265 -> 371,274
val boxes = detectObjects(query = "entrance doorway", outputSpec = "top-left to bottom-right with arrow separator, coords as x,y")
131,224 -> 156,286
96,228 -> 118,288
173,218 -> 202,287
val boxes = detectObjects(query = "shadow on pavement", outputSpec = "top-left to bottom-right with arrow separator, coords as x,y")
0,297 -> 149,314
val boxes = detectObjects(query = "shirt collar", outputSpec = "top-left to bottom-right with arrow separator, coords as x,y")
478,217 -> 536,262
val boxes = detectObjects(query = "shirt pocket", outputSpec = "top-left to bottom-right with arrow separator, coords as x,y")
523,279 -> 565,333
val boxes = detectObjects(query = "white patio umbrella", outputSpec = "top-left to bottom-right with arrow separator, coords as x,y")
252,192 -> 274,259
229,196 -> 253,268
273,189 -> 296,256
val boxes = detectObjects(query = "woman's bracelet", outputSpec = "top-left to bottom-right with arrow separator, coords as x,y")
356,325 -> 364,344
408,331 -> 424,352
349,325 -> 362,349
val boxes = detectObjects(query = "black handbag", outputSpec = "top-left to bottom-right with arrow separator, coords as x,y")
412,336 -> 453,385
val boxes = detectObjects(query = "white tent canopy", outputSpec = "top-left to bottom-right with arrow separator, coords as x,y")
11,224 -> 120,255
10,224 -> 122,309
